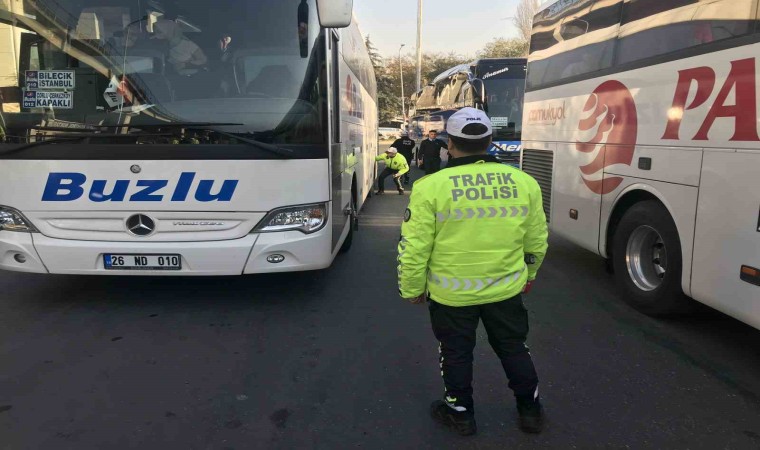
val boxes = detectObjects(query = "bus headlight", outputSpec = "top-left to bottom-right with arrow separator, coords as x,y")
253,203 -> 328,234
0,206 -> 38,232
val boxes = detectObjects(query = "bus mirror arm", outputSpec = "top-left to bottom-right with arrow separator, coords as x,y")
470,78 -> 488,114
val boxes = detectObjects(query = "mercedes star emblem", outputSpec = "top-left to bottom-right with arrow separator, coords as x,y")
126,214 -> 156,237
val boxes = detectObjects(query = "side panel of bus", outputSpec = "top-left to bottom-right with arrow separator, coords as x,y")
525,0 -> 760,326
329,22 -> 377,253
691,151 -> 760,330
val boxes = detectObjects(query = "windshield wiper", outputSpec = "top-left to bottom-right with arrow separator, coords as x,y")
2,123 -> 296,159
111,123 -> 296,158
187,127 -> 296,158
94,122 -> 244,128
31,126 -> 99,133
0,134 -> 175,156
0,137 -> 89,156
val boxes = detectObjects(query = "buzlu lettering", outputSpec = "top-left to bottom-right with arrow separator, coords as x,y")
41,172 -> 239,202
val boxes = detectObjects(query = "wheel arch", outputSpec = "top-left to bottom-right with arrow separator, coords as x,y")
602,185 -> 678,260
351,173 -> 360,210
603,180 -> 698,299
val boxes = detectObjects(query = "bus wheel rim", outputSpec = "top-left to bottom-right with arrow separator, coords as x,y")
625,225 -> 667,292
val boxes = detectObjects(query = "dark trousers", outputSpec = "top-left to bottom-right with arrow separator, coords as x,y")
377,167 -> 403,192
425,158 -> 441,175
400,154 -> 412,183
429,295 -> 539,412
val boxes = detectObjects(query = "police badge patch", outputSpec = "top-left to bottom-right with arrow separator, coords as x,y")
404,208 -> 412,222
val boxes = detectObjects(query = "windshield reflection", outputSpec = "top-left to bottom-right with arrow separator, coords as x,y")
0,0 -> 327,150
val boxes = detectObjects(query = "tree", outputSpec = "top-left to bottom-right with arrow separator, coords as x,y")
365,35 -> 383,69
421,52 -> 470,85
367,38 -> 473,125
366,35 -> 400,125
513,0 -> 541,43
479,38 -> 529,58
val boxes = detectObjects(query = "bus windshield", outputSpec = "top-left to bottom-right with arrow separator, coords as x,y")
478,61 -> 526,141
0,0 -> 326,150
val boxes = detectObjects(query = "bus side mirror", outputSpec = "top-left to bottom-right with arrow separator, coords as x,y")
316,0 -> 353,28
471,78 -> 488,114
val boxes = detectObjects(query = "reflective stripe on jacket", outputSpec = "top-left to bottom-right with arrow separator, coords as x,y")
376,153 -> 410,176
398,154 -> 548,306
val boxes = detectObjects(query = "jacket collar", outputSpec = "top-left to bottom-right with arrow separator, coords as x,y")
446,154 -> 499,168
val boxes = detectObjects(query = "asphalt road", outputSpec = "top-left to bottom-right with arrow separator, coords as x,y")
1,157 -> 760,449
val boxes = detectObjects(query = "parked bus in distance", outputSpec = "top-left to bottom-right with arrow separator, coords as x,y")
378,127 -> 400,140
408,58 -> 526,166
522,0 -> 760,329
0,0 -> 377,275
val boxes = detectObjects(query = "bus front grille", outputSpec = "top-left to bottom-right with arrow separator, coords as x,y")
521,149 -> 553,221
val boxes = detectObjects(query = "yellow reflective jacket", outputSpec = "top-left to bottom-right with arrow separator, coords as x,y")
398,154 -> 548,306
375,153 -> 410,176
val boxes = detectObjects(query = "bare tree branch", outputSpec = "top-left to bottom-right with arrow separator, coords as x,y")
513,0 -> 542,42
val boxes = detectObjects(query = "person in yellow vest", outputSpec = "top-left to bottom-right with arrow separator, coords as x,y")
397,107 -> 549,436
375,147 -> 409,195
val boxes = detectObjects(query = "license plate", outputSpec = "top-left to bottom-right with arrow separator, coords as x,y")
104,254 -> 181,270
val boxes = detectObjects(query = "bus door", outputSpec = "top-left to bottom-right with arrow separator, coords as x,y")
329,31 -> 350,251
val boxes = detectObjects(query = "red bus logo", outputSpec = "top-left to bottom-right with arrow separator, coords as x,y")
575,80 -> 638,195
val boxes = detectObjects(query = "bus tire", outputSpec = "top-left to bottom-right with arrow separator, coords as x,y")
611,200 -> 691,316
368,168 -> 376,198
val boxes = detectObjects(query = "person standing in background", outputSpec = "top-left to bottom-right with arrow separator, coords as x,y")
419,130 -> 448,175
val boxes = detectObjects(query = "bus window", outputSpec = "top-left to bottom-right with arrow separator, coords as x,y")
617,0 -> 756,66
527,0 -> 622,89
29,44 -> 41,72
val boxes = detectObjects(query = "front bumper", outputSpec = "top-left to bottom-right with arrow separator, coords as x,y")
0,225 -> 334,276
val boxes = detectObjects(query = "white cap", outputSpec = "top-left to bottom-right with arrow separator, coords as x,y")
387,147 -> 398,154
446,107 -> 493,140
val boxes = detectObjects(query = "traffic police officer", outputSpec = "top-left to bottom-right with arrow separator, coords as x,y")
375,147 -> 409,195
390,131 -> 417,185
397,108 -> 549,436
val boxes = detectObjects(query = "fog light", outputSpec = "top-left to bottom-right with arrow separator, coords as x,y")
14,254 -> 27,264
266,254 -> 285,264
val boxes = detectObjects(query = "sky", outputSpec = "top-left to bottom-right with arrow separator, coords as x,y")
354,0 -> 524,58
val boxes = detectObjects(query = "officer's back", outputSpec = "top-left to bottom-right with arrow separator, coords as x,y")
415,156 -> 543,304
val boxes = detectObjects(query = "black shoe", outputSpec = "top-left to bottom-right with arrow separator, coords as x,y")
517,399 -> 544,434
430,400 -> 477,436
375,190 -> 385,195
398,189 -> 405,195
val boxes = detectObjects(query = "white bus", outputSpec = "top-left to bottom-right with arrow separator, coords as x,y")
0,0 -> 378,275
522,0 -> 760,329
